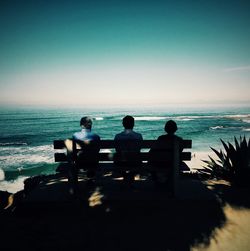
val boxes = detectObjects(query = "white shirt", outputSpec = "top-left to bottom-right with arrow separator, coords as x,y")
73,129 -> 100,141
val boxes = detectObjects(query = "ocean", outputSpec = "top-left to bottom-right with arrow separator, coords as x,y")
1,105 -> 250,193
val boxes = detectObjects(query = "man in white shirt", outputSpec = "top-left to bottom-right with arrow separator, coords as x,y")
67,117 -> 100,193
73,116 -> 100,142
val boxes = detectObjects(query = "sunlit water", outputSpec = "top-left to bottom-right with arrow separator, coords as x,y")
0,105 -> 250,192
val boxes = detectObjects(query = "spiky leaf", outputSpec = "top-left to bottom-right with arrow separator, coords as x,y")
221,139 -> 229,154
234,137 -> 240,151
211,147 -> 224,159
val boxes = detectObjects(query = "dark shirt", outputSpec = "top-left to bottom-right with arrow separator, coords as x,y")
149,134 -> 183,170
114,129 -> 143,168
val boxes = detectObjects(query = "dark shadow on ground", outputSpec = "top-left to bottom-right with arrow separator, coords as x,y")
0,175 -> 226,251
206,181 -> 250,209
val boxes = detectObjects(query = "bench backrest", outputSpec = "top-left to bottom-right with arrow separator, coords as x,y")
53,139 -> 192,163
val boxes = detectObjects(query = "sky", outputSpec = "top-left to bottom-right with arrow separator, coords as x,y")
0,0 -> 250,107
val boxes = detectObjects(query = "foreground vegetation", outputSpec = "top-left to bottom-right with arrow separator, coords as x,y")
201,136 -> 250,187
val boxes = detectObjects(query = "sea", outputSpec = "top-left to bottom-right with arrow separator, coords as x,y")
1,105 -> 250,193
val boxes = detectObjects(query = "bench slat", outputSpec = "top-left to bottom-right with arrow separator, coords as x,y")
54,140 -> 66,149
54,153 -> 68,162
54,139 -> 192,149
54,151 -> 191,162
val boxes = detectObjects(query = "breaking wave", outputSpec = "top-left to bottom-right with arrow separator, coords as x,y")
210,126 -> 224,130
0,176 -> 28,193
0,142 -> 28,146
0,144 -> 54,170
134,116 -> 167,121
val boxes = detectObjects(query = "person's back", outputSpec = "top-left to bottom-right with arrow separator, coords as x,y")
149,120 -> 183,187
155,133 -> 183,151
71,117 -> 100,182
73,117 -> 100,142
114,115 -> 143,182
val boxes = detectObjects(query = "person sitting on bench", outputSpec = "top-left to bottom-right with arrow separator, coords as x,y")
66,117 -> 100,192
149,120 -> 183,187
114,115 -> 143,183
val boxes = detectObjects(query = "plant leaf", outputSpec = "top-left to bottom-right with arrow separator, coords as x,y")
211,147 -> 224,159
241,136 -> 247,149
221,139 -> 230,154
234,136 -> 240,151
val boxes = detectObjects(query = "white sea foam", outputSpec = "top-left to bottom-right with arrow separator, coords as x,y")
242,119 -> 250,123
225,114 -> 250,119
210,126 -> 224,130
175,117 -> 194,121
242,128 -> 250,131
0,142 -> 28,146
134,116 -> 167,121
94,117 -> 104,120
134,114 -> 250,121
108,114 -> 250,122
177,114 -> 250,121
0,168 -> 5,181
134,116 -> 200,121
0,176 -> 28,193
0,144 -> 54,169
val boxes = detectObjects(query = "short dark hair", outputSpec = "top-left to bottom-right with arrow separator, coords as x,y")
164,120 -> 177,134
80,116 -> 92,129
122,115 -> 134,129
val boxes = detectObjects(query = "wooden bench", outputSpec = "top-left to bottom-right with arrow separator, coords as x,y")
54,139 -> 192,196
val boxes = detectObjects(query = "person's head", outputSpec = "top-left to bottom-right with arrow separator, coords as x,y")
80,116 -> 92,129
122,115 -> 134,129
164,120 -> 177,134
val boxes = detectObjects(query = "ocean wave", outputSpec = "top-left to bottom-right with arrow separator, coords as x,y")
242,119 -> 250,124
3,162 -> 57,180
242,128 -> 250,131
224,114 -> 250,119
134,116 -> 196,121
0,176 -> 28,193
209,125 -> 248,131
134,114 -> 250,121
0,142 -> 28,146
0,168 -> 4,181
175,114 -> 250,121
174,116 -> 195,121
82,114 -> 250,122
134,116 -> 167,121
210,126 -> 224,130
0,144 -> 54,170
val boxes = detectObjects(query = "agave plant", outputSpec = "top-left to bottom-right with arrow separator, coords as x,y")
201,136 -> 250,187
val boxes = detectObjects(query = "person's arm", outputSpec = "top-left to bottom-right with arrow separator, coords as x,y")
114,134 -> 120,152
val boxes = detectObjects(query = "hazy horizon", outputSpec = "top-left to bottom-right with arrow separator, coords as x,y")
1,0 -> 250,107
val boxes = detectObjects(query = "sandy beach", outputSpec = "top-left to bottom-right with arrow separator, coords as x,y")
187,151 -> 217,172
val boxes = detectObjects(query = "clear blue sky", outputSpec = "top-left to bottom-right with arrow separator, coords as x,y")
0,0 -> 250,107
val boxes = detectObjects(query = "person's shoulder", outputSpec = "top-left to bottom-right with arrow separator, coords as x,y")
175,135 -> 183,141
91,132 -> 100,141
134,131 -> 143,140
73,131 -> 81,139
157,134 -> 166,140
114,132 -> 123,140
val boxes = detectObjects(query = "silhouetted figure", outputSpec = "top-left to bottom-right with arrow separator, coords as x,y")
149,120 -> 184,190
114,115 -> 143,184
67,117 -> 100,193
